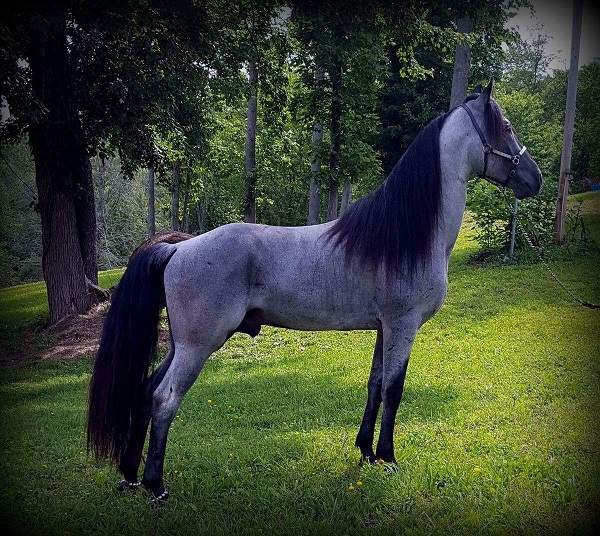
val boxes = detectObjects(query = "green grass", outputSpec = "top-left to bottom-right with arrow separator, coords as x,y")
0,268 -> 123,330
1,195 -> 599,535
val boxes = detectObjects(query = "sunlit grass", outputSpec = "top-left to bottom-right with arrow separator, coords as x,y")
0,193 -> 598,535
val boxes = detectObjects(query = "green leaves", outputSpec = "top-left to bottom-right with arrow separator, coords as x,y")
468,88 -> 561,254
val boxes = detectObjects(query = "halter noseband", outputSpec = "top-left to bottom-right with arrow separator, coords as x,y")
460,103 -> 527,186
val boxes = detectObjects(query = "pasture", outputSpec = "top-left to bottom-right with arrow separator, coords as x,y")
0,193 -> 599,535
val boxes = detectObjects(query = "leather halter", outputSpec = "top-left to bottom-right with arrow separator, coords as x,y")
460,103 -> 527,186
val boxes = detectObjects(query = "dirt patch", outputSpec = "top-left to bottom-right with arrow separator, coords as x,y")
0,232 -> 192,368
0,336 -> 45,368
0,303 -> 171,366
42,302 -> 111,360
42,303 -> 171,361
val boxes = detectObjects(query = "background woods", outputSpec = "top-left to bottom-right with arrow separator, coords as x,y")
1,0 -> 599,319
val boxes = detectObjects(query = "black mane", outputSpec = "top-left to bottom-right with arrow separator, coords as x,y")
484,99 -> 507,142
464,93 -> 506,142
327,113 -> 448,275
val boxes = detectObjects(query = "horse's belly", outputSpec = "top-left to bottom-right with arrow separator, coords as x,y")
262,308 -> 378,331
254,284 -> 379,331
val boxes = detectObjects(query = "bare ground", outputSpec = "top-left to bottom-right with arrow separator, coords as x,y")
0,303 -> 170,366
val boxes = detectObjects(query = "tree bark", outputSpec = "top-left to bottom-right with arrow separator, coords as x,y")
182,175 -> 190,232
449,16 -> 473,110
195,200 -> 207,233
340,178 -> 352,214
244,60 -> 258,223
75,157 -> 98,284
28,11 -> 95,323
326,57 -> 342,222
147,166 -> 156,237
554,0 -> 583,243
307,65 -> 324,225
171,163 -> 181,231
96,158 -> 107,247
379,45 -> 403,175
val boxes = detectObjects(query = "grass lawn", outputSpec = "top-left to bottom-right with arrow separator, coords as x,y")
0,194 -> 599,535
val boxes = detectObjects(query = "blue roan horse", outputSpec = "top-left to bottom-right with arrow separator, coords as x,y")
88,82 -> 542,503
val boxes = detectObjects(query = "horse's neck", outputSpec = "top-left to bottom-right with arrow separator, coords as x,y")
438,169 -> 468,258
436,111 -> 474,261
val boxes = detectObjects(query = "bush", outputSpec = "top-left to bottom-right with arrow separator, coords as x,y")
467,88 -> 562,255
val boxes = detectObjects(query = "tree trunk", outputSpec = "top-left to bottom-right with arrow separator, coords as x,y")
28,11 -> 95,323
308,121 -> 323,225
307,65 -> 324,225
182,175 -> 190,232
340,178 -> 352,214
379,45 -> 403,175
554,0 -> 583,243
75,157 -> 98,284
244,60 -> 258,223
195,200 -> 207,233
147,166 -> 155,237
96,158 -> 109,266
326,58 -> 342,222
171,163 -> 181,231
96,158 -> 107,245
449,16 -> 473,110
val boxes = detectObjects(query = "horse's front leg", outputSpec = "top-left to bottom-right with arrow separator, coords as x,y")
375,316 -> 419,465
355,328 -> 383,463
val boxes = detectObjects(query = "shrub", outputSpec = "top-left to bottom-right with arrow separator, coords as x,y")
467,88 -> 561,255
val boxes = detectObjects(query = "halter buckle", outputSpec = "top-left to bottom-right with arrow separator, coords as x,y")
483,144 -> 492,155
512,155 -> 520,166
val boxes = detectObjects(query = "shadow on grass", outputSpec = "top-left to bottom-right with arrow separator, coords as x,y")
194,369 -> 458,428
2,343 -> 597,534
0,372 -> 88,405
0,360 -> 461,535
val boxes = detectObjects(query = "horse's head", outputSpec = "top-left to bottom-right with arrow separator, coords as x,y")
462,80 -> 543,199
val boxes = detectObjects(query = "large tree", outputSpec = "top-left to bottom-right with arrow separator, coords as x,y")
2,4 -> 97,322
1,0 -> 221,322
378,0 -> 517,174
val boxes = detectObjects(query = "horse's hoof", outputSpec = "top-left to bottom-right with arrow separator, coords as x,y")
149,489 -> 169,507
116,479 -> 142,493
359,453 -> 377,465
377,459 -> 399,474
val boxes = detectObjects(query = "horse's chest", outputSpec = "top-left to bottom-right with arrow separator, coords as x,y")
382,276 -> 448,324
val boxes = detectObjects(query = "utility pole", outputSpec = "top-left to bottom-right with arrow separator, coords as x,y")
554,0 -> 583,243
508,198 -> 518,258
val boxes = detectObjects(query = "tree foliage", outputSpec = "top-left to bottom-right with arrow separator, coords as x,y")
4,0 -> 588,290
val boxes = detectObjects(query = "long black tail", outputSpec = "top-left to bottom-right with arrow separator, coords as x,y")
87,243 -> 176,465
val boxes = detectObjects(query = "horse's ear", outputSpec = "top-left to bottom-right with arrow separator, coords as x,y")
481,80 -> 494,104
474,83 -> 483,93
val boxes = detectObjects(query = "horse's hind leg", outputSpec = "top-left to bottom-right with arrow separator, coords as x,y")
355,328 -> 383,463
141,341 -> 219,502
117,345 -> 176,488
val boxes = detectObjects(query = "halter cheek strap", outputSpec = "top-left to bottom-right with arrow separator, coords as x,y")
460,104 -> 527,186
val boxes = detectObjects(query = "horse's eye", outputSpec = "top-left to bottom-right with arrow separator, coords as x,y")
504,122 -> 512,133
